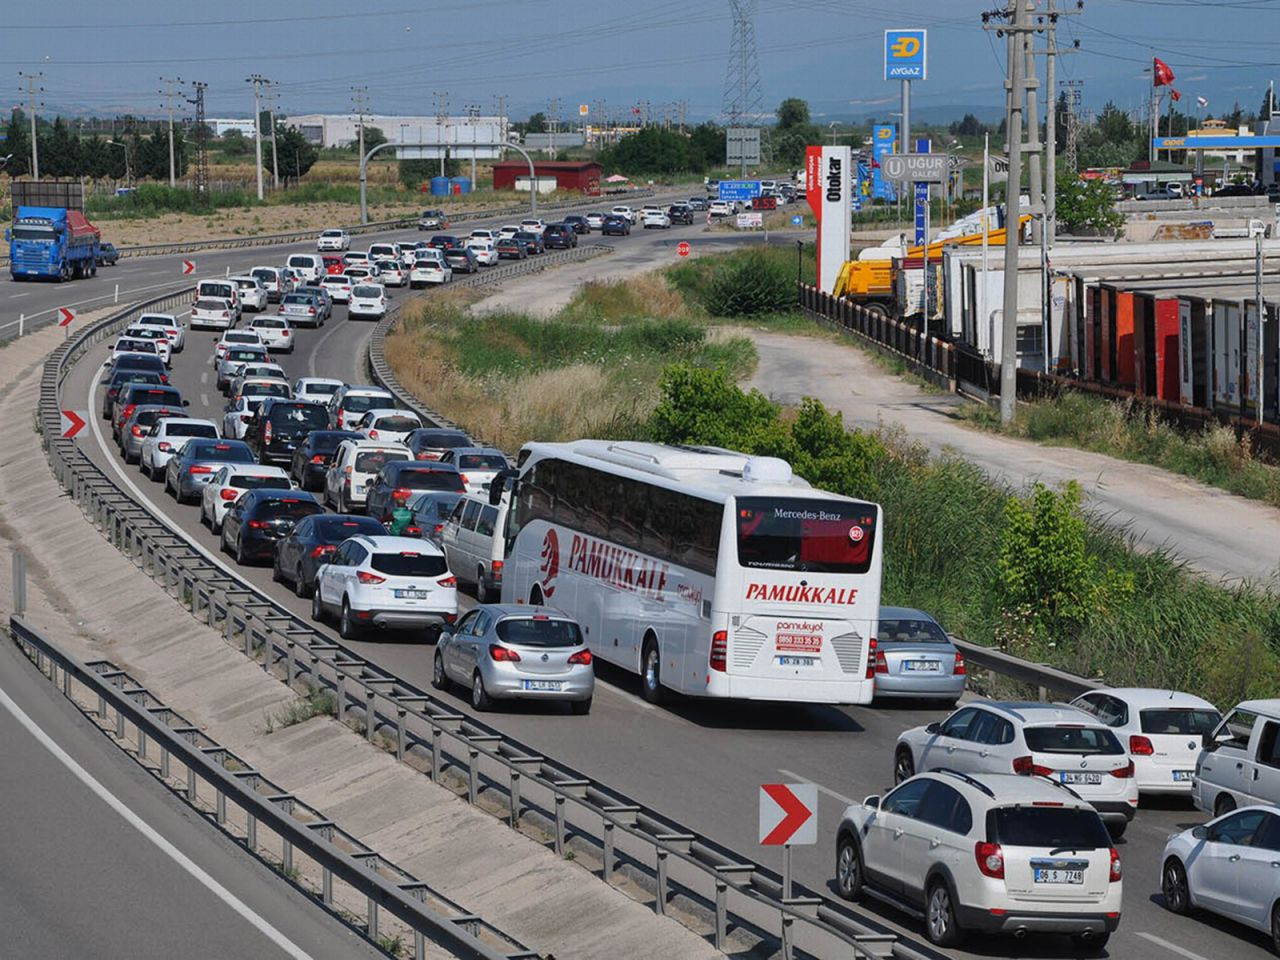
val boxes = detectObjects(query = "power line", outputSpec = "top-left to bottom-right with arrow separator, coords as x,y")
721,0 -> 763,126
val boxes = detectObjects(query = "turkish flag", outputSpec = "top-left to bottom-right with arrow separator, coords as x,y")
1153,57 -> 1175,87
1170,89 -> 1182,102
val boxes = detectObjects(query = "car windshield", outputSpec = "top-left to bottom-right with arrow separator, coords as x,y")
314,517 -> 384,541
167,423 -> 217,438
232,474 -> 289,490
369,552 -> 449,577
355,450 -> 409,473
494,617 -> 584,648
1139,708 -> 1222,735
989,807 -> 1111,850
353,286 -> 382,298
253,499 -> 322,522
1024,726 -> 1125,755
457,454 -> 506,470
878,618 -> 949,644
190,443 -> 254,463
342,395 -> 391,413
395,468 -> 464,491
736,496 -> 877,574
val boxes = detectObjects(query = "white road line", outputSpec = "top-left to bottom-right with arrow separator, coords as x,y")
9,292 -> 29,299
200,371 -> 209,385
778,768 -> 856,806
1134,932 -> 1215,960
200,393 -> 209,407
0,679 -> 317,960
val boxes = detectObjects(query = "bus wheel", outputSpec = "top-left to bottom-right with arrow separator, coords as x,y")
640,636 -> 663,704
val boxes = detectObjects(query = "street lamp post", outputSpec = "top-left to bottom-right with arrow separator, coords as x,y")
106,140 -> 132,189
795,239 -> 804,288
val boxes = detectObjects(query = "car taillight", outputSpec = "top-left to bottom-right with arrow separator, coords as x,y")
1110,760 -> 1135,779
953,651 -> 966,675
1129,735 -> 1154,756
391,487 -> 411,502
264,422 -> 273,443
404,526 -> 421,536
1012,756 -> 1054,777
282,328 -> 290,337
709,630 -> 727,672
974,842 -> 1004,879
247,520 -> 270,529
369,430 -> 378,439
278,305 -> 286,314
308,307 -> 316,315
874,649 -> 888,674
220,489 -> 240,501
189,464 -> 213,474
310,545 -> 336,558
310,454 -> 326,464
437,575 -> 456,587
568,649 -> 593,666
158,442 -> 172,452
1109,847 -> 1122,882
357,570 -> 385,584
865,636 -> 877,680
130,425 -> 145,437
432,523 -> 444,536
222,311 -> 229,317
491,559 -> 504,574
489,644 -> 521,662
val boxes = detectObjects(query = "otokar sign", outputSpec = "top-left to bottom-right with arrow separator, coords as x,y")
805,145 -> 851,295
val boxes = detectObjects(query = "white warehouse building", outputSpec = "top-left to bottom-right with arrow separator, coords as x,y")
285,114 -> 509,155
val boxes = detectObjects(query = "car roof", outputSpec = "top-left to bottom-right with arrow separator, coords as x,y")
340,387 -> 392,397
1083,688 -> 1219,710
477,602 -> 577,621
968,701 -> 1100,726
242,489 -> 318,503
222,464 -> 289,475
449,446 -> 506,458
920,770 -> 1092,808
365,408 -> 417,419
158,417 -> 214,428
344,439 -> 410,451
1234,699 -> 1280,716
351,534 -> 444,555
389,460 -> 458,472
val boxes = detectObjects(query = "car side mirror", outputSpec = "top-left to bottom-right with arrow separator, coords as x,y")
925,722 -> 941,735
1191,826 -> 1209,841
1202,731 -> 1224,751
863,795 -> 881,809
439,631 -> 452,644
182,400 -> 190,407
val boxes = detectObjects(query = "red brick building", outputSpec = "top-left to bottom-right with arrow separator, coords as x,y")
491,161 -> 603,196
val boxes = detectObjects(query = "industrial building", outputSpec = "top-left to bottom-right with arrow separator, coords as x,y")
491,161 -> 603,196
284,114 -> 508,154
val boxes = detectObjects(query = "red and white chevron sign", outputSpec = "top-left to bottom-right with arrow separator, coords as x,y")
57,307 -> 76,327
759,782 -> 817,846
181,260 -> 196,275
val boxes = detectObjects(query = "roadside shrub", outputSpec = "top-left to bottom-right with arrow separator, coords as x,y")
704,248 -> 796,317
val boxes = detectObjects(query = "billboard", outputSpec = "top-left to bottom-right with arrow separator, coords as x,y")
727,127 -> 762,166
884,29 -> 927,81
393,121 -> 506,160
805,145 -> 852,296
871,124 -> 897,201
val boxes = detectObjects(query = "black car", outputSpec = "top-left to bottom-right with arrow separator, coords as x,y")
405,427 -> 472,461
112,384 -> 186,439
668,204 -> 694,225
106,352 -> 168,383
221,489 -> 324,565
601,215 -> 631,237
404,490 -> 464,545
1214,182 -> 1265,198
364,461 -> 465,522
97,242 -> 119,266
290,429 -> 363,490
427,234 -> 462,250
273,513 -> 385,597
563,215 -> 590,234
495,237 -> 527,260
442,246 -> 479,274
244,399 -> 331,466
101,369 -> 167,418
542,224 -> 578,249
512,230 -> 545,255
687,197 -> 709,211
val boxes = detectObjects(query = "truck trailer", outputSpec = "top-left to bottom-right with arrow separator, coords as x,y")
8,206 -> 101,281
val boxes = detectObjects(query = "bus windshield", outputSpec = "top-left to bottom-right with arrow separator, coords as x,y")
735,496 -> 877,574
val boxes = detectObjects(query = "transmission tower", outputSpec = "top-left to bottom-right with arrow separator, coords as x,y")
187,81 -> 209,198
1060,79 -> 1084,173
721,0 -> 762,126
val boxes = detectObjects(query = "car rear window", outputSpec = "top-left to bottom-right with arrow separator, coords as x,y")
314,516 -> 384,540
353,285 -> 382,298
1139,708 -> 1222,736
1023,726 -> 1124,755
269,405 -> 327,428
988,807 -> 1111,849
374,415 -> 420,431
232,474 -> 290,490
408,494 -> 460,520
190,442 -> 254,463
226,349 -> 265,362
253,498 -> 323,522
396,468 -> 465,492
243,383 -> 290,398
128,388 -> 183,406
494,617 -> 584,648
369,552 -> 449,577
283,294 -> 310,305
355,450 -> 409,472
302,382 -> 341,397
342,394 -> 391,413
457,454 -> 506,470
167,423 -> 217,438
134,409 -> 176,427
252,269 -> 276,282
253,318 -> 287,329
878,618 -> 949,644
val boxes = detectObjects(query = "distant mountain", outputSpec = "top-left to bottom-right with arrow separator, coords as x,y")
847,103 -> 1006,126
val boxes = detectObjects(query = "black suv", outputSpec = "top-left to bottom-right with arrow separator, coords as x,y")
290,429 -> 363,490
364,461 -> 465,522
562,215 -> 590,234
245,399 -> 330,466
221,489 -> 324,565
668,204 -> 694,225
542,224 -> 578,249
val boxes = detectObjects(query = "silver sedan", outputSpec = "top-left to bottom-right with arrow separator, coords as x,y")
432,604 -> 594,714
873,606 -> 966,705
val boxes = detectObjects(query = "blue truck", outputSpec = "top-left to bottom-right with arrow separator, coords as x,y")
8,205 -> 102,281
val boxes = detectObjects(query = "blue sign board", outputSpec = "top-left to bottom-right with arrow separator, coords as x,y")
914,183 -> 929,246
885,29 -> 927,81
871,124 -> 897,201
791,214 -> 803,226
719,180 -> 761,202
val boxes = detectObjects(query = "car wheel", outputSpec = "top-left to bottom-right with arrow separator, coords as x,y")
570,697 -> 592,716
894,748 -> 915,784
432,651 -> 449,691
164,471 -> 175,496
471,671 -> 493,711
339,598 -> 360,639
234,536 -> 247,566
293,564 -> 310,599
211,512 -> 221,534
1271,903 -> 1280,956
1215,793 -> 1237,817
835,835 -> 864,900
271,551 -> 283,583
924,880 -> 963,947
311,588 -> 326,623
1106,820 -> 1127,841
1162,858 -> 1191,914
140,457 -> 151,479
475,566 -> 490,604
640,636 -> 663,704
200,502 -> 209,527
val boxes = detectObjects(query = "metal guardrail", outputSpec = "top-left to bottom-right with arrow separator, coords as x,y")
8,615 -> 535,960
43,267 -> 927,960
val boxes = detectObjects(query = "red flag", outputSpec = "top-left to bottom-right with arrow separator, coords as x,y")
1153,57 -> 1175,87
1170,89 -> 1182,102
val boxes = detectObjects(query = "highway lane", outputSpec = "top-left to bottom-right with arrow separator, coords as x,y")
58,215 -> 1271,960
0,634 -> 384,959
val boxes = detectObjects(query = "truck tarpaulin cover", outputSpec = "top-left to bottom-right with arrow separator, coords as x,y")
65,211 -> 101,242
805,145 -> 852,296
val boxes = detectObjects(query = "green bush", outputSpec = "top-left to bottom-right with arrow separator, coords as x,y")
704,248 -> 798,317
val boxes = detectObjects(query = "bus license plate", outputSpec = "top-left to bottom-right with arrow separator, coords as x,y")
522,680 -> 562,692
1173,770 -> 1195,782
904,660 -> 941,672
1060,772 -> 1102,785
394,589 -> 430,599
1033,868 -> 1084,884
777,656 -> 817,667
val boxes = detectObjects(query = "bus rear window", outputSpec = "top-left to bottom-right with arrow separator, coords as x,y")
735,497 -> 877,574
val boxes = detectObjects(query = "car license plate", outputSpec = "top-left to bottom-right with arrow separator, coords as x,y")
1059,772 -> 1102,785
1033,868 -> 1084,884
394,589 -> 430,599
777,656 -> 817,667
904,660 -> 941,672
521,680 -> 562,691
1173,770 -> 1195,782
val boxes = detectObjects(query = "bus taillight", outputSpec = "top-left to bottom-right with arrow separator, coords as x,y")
865,637 -> 878,680
709,630 -> 728,672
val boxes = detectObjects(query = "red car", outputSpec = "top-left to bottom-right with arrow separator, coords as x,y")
322,254 -> 346,276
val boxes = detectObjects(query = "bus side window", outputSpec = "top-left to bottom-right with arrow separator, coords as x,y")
642,486 -> 677,559
679,497 -> 721,575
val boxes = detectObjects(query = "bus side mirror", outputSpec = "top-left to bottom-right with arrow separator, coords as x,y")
489,468 -> 517,506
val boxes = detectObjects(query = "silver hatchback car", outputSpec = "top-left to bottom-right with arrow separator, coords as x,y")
873,606 -> 966,705
432,604 -> 594,714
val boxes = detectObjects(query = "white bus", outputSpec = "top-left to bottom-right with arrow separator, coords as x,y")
499,440 -> 884,705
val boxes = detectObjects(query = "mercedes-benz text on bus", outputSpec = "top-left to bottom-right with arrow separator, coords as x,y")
500,441 -> 884,705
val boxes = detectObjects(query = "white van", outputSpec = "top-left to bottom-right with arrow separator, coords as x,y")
195,279 -> 240,319
286,253 -> 324,284
367,242 -> 399,262
440,493 -> 507,603
1195,699 -> 1280,816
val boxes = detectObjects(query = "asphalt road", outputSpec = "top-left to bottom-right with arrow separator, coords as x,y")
0,635 -> 384,959
57,207 -> 1278,960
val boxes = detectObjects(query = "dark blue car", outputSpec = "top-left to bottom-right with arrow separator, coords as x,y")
601,215 -> 631,237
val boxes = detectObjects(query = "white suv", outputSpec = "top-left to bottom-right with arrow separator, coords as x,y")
835,770 -> 1122,950
311,535 -> 457,639
895,701 -> 1139,838
323,439 -> 409,513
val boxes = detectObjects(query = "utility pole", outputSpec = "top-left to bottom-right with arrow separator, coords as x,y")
188,81 -> 209,197
19,71 -> 43,180
465,103 -> 481,188
266,84 -> 280,190
246,73 -> 268,200
1023,23 -> 1042,246
1061,79 -> 1083,173
159,76 -> 183,188
433,90 -> 449,176
351,85 -> 368,175
547,98 -> 559,156
1042,2 -> 1081,244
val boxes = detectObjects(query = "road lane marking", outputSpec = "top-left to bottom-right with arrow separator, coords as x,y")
778,769 -> 855,806
9,292 -> 29,299
1135,933 -> 1215,960
200,370 -> 208,385
0,679 -> 318,960
200,393 -> 209,407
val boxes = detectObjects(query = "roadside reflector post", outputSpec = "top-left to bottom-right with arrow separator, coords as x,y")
783,843 -> 793,900
12,550 -> 25,617
17,313 -> 23,337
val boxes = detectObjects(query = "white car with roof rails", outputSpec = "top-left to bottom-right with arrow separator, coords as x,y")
286,253 -> 324,283
895,701 -> 1139,838
1194,698 -> 1280,816
196,279 -> 241,319
200,464 -> 292,532
190,298 -> 235,331
836,769 -> 1123,951
409,256 -> 451,288
229,275 -> 268,312
372,259 -> 406,287
327,385 -> 394,432
133,313 -> 185,352
316,229 -> 350,252
1070,688 -> 1222,796
247,315 -> 294,353
367,242 -> 398,262
293,377 -> 344,406
323,440 -> 411,512
121,326 -> 173,366
139,417 -> 220,480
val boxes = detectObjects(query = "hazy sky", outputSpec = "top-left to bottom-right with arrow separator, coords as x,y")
3,0 -> 1278,124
